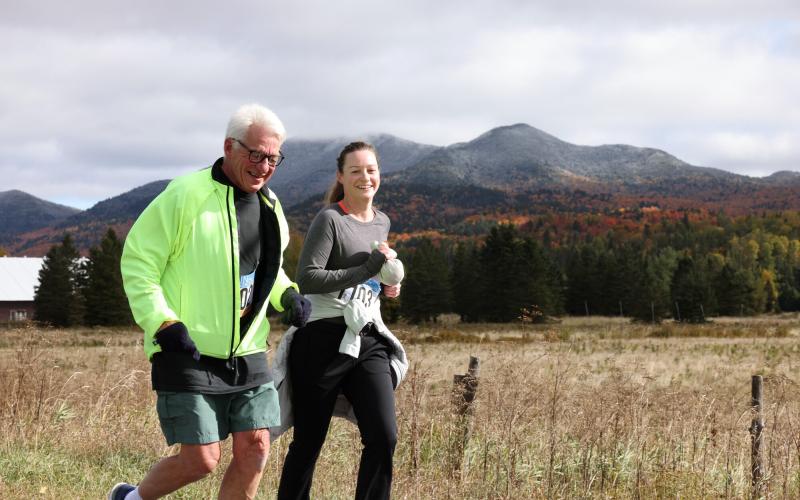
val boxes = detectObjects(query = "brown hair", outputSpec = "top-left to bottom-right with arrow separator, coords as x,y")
324,141 -> 379,204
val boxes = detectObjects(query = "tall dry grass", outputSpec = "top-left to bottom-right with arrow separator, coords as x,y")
1,317 -> 799,498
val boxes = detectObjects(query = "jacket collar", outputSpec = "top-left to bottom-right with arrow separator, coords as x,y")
211,157 -> 277,206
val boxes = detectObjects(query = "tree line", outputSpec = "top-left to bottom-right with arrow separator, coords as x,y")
34,229 -> 133,327
395,211 -> 800,324
31,210 -> 800,327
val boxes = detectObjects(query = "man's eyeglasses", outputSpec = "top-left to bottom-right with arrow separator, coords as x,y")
232,138 -> 286,167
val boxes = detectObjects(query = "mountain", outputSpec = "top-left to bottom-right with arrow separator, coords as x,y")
287,124 -> 800,234
58,180 -> 171,228
3,124 -> 799,254
0,190 -> 82,244
4,181 -> 169,256
386,123 -> 800,219
395,124 -> 738,191
761,171 -> 800,186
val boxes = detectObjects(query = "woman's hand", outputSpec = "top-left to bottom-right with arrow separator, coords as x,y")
383,283 -> 401,298
375,241 -> 397,260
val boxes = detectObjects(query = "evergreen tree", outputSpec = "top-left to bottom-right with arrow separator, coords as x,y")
565,241 -> 604,315
34,234 -> 82,327
563,247 -> 587,315
519,237 -> 564,316
400,238 -> 452,323
479,224 -> 529,322
628,250 -> 678,323
715,263 -> 755,316
595,250 -> 619,315
451,242 -> 483,322
777,276 -> 800,312
776,257 -> 800,312
775,239 -> 800,311
83,229 -> 134,326
670,254 -> 714,322
609,241 -> 645,317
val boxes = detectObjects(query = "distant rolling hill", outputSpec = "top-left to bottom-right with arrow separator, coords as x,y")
0,190 -> 82,246
285,124 -> 800,234
3,124 -> 799,255
57,180 -> 171,229
1,181 -> 169,256
391,124 -> 744,192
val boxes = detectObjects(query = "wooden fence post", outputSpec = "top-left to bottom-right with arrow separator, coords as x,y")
750,375 -> 765,498
451,356 -> 480,473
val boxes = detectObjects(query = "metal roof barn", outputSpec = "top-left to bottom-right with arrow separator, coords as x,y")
0,257 -> 44,301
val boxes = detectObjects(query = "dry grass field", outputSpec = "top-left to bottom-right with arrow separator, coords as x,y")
1,316 -> 799,499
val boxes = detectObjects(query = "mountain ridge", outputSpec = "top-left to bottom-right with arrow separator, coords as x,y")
0,190 -> 82,247
2,123 -> 798,255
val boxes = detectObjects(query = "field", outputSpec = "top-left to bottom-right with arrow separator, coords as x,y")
1,316 -> 799,499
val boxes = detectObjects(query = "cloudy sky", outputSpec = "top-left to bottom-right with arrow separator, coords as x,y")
2,0 -> 798,209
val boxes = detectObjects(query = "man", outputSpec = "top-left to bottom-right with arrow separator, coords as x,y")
110,104 -> 311,500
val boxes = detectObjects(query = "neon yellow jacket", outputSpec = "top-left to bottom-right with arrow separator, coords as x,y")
121,166 -> 297,360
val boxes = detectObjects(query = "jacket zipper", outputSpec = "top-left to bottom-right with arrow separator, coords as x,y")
226,186 -> 237,366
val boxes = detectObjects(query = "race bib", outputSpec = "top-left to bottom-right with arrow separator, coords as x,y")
240,269 -> 256,312
337,278 -> 381,308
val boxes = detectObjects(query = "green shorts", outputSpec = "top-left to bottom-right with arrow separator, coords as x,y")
156,382 -> 280,446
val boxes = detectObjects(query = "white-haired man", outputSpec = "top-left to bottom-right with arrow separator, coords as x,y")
110,104 -> 311,499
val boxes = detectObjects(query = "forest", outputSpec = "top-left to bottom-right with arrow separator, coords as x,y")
395,209 -> 800,324
31,210 -> 800,327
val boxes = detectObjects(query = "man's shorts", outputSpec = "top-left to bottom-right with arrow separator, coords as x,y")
156,382 -> 280,445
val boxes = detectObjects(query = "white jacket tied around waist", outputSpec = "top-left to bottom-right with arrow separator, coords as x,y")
271,258 -> 407,440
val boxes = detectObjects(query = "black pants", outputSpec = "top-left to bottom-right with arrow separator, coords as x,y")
278,320 -> 397,500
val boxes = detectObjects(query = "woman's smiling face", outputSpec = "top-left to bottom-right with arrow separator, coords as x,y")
337,149 -> 380,204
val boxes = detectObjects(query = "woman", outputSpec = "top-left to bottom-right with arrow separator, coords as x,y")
277,142 -> 405,500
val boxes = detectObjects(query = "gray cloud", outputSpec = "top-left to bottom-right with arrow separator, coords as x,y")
1,0 -> 798,208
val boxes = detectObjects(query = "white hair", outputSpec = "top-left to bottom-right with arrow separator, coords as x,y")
225,103 -> 286,142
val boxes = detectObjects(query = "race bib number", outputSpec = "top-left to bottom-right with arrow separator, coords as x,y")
240,270 -> 256,312
338,278 -> 381,308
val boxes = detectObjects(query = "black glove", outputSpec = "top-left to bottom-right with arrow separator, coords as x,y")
281,288 -> 311,328
155,322 -> 201,361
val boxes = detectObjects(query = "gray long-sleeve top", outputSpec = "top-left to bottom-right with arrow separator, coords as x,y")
295,204 -> 389,294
